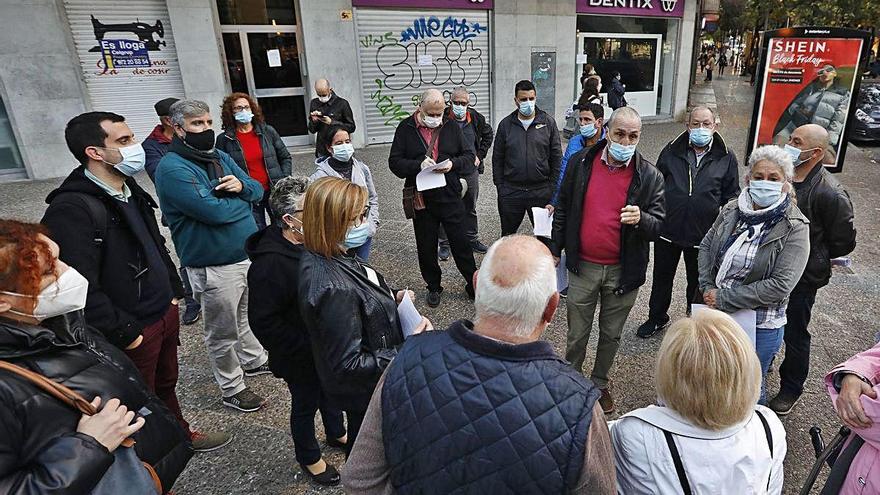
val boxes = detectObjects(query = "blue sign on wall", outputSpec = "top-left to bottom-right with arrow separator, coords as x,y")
99,39 -> 151,69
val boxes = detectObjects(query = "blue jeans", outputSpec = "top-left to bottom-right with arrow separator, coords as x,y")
349,236 -> 373,262
756,326 -> 785,404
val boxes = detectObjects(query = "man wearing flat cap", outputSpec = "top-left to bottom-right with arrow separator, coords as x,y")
144,97 -> 180,181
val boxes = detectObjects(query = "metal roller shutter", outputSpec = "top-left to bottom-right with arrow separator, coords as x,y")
64,0 -> 186,141
354,8 -> 492,144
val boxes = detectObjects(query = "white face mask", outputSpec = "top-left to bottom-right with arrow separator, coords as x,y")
318,94 -> 331,103
1,268 -> 89,321
423,115 -> 443,128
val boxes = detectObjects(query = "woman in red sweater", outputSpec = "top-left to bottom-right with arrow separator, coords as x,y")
216,93 -> 292,229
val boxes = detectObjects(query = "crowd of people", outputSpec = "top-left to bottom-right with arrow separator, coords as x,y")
0,69 -> 872,495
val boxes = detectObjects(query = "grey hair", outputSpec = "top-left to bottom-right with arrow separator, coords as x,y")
747,145 -> 794,182
451,86 -> 469,100
270,175 -> 310,224
169,100 -> 210,127
607,106 -> 642,129
688,106 -> 718,123
420,89 -> 445,107
474,237 -> 557,337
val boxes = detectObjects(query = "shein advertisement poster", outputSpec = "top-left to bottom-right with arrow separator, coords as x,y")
748,27 -> 872,173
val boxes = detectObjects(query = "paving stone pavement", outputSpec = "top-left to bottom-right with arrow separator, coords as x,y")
1,75 -> 878,494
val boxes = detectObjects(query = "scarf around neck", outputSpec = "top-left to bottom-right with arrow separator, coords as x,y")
169,135 -> 223,181
716,189 -> 790,268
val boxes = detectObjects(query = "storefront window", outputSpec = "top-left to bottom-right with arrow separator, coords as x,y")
217,0 -> 297,25
0,96 -> 23,172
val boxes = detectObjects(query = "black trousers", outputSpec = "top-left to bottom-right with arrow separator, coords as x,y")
286,376 -> 345,466
497,184 -> 552,236
343,408 -> 366,458
413,200 -> 477,292
439,171 -> 479,246
779,286 -> 818,396
705,69 -> 714,81
648,239 -> 700,322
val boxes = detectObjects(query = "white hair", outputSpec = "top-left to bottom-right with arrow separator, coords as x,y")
420,89 -> 445,108
474,237 -> 557,337
748,145 -> 794,181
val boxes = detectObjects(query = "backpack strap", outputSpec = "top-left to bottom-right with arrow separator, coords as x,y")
661,429 -> 693,495
55,192 -> 108,247
755,410 -> 774,491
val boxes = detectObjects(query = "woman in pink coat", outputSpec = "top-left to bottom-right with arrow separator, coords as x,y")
826,341 -> 880,493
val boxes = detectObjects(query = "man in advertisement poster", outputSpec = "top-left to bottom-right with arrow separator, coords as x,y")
773,64 -> 851,155
769,124 -> 857,416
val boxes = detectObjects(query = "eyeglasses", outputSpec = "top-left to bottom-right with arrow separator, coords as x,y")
690,122 -> 714,128
232,105 -> 251,112
352,205 -> 370,227
451,100 -> 469,106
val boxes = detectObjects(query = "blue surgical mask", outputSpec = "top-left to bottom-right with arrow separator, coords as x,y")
518,100 -> 535,117
688,127 -> 713,147
783,144 -> 818,167
103,143 -> 146,177
748,180 -> 784,208
452,104 -> 467,119
580,123 -> 598,138
344,222 -> 370,249
234,110 -> 254,124
331,143 -> 354,162
608,140 -> 636,163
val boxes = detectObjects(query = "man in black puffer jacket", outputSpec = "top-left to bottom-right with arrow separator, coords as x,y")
342,236 -> 615,494
770,124 -> 857,416
636,106 -> 740,339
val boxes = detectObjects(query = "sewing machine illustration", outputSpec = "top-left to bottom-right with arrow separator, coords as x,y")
89,15 -> 166,52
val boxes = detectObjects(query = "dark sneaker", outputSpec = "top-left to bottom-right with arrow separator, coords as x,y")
470,240 -> 489,254
300,461 -> 341,486
182,303 -> 201,325
191,430 -> 233,452
769,390 -> 801,416
560,287 -> 568,298
222,388 -> 267,412
244,363 -> 272,377
438,244 -> 451,261
465,284 -> 475,301
599,388 -> 615,415
636,317 -> 670,339
426,290 -> 442,308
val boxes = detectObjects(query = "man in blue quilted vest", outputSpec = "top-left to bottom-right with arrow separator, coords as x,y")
341,235 -> 616,494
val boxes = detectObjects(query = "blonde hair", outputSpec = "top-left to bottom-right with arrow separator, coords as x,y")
655,310 -> 761,430
302,177 -> 368,258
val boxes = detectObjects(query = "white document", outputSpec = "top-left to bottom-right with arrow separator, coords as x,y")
397,292 -> 423,339
531,207 -> 553,238
266,49 -> 281,68
417,54 -> 433,66
576,54 -> 588,64
415,160 -> 450,191
691,304 -> 757,346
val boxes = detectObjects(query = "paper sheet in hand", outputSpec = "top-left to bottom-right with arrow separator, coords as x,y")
691,304 -> 757,346
531,207 -> 553,238
416,160 -> 451,191
397,292 -> 423,339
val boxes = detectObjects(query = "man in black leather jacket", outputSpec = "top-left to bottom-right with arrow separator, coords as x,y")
770,124 -> 857,416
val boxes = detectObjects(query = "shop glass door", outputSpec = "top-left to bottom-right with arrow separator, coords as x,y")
576,33 -> 662,117
0,95 -> 25,179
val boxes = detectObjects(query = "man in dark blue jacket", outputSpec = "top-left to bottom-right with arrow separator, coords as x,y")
341,236 -> 615,494
636,106 -> 739,338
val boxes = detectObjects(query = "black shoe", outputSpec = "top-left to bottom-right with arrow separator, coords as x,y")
182,303 -> 201,325
222,388 -> 267,412
465,284 -> 475,301
326,436 -> 348,450
426,290 -> 442,308
636,317 -> 670,339
470,240 -> 489,254
769,390 -> 801,416
438,244 -> 451,261
299,462 -> 341,486
560,287 -> 568,298
244,363 -> 272,377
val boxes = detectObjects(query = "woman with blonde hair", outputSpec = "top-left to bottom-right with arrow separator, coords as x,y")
610,309 -> 787,494
296,177 -> 430,452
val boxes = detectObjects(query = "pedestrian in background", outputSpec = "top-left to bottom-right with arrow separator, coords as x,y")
308,78 -> 356,157
311,125 -> 380,261
611,310 -> 786,494
155,99 -> 271,413
770,124 -> 856,416
608,72 -> 628,110
246,176 -> 347,486
437,86 -> 492,261
343,236 -> 616,494
551,106 -> 665,414
705,51 -> 716,82
637,106 -> 739,339
493,80 -> 562,240
389,89 -> 477,308
719,52 -> 728,76
698,145 -> 809,404
216,92 -> 292,229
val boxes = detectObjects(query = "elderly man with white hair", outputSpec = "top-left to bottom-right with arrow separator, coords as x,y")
389,88 -> 477,308
698,144 -> 810,404
342,235 -> 616,494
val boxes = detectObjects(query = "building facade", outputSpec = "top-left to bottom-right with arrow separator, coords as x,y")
0,0 -> 695,181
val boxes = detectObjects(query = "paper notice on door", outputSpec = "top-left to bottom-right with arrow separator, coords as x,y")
415,160 -> 450,191
417,54 -> 433,66
267,49 -> 281,68
691,304 -> 757,346
531,207 -> 553,238
397,291 -> 423,339
576,54 -> 588,64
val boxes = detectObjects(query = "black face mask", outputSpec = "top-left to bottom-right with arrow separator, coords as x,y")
183,128 -> 215,152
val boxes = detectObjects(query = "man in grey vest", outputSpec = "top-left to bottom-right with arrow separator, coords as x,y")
341,235 -> 615,494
